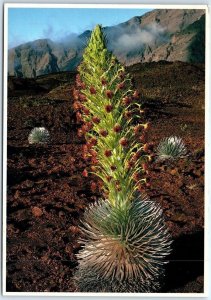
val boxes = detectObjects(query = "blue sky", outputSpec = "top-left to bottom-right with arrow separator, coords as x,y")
8,8 -> 152,48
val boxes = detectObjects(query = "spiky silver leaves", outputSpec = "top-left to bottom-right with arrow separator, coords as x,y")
156,136 -> 187,161
75,197 -> 172,292
28,127 -> 50,144
74,266 -> 160,293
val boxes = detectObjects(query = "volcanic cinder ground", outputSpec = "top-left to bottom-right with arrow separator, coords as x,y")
7,61 -> 204,292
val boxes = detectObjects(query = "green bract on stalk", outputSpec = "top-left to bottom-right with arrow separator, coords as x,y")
74,25 -> 151,204
73,25 -> 171,292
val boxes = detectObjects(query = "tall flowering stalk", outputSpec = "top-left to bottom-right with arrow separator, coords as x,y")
73,25 -> 171,292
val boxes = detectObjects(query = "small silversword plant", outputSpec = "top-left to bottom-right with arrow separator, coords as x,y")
73,25 -> 171,292
156,136 -> 187,161
28,127 -> 50,144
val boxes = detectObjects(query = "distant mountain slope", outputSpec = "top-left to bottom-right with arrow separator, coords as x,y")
8,9 -> 205,78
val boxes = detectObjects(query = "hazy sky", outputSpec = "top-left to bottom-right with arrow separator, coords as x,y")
8,8 -> 152,48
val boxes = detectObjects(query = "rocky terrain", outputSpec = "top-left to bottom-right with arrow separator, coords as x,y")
8,9 -> 205,77
7,61 -> 205,293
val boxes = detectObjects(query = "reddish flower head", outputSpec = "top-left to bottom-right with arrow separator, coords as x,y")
99,129 -> 108,137
110,165 -> 117,171
92,116 -> 101,124
126,160 -> 135,170
76,111 -> 83,123
104,149 -> 112,157
105,104 -> 113,113
73,101 -> 82,111
90,165 -> 97,171
113,123 -> 121,133
134,125 -> 141,135
148,142 -> 154,152
117,82 -> 125,90
97,180 -> 104,190
122,96 -> 132,106
82,144 -> 88,153
106,90 -> 114,99
133,90 -> 140,99
90,86 -> 96,94
137,184 -> 145,192
119,71 -> 125,80
77,129 -> 84,137
82,153 -> 89,161
76,75 -> 86,90
142,163 -> 149,172
131,151 -> 142,162
124,110 -> 132,119
73,88 -> 80,100
139,134 -> 146,143
135,150 -> 142,159
101,78 -> 107,85
82,107 -> 90,116
82,169 -> 88,177
76,74 -> 81,82
90,181 -> 97,192
106,176 -> 112,182
119,137 -> 128,147
83,122 -> 93,132
90,121 -> 95,129
88,137 -> 97,146
79,94 -> 87,102
143,143 -> 149,152
133,172 -> 141,182
144,178 -> 151,187
116,185 -> 121,192
92,157 -> 99,165
81,124 -> 89,133
89,149 -> 97,157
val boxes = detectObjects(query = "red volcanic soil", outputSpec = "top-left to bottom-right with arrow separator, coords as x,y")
6,61 -> 205,292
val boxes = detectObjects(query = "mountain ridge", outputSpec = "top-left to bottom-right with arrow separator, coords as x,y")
8,9 -> 205,78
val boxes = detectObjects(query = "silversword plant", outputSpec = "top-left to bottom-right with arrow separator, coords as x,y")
28,127 -> 50,144
73,25 -> 171,292
156,136 -> 187,161
75,195 -> 171,292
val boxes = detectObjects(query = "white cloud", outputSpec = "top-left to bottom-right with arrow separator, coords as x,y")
110,22 -> 167,53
